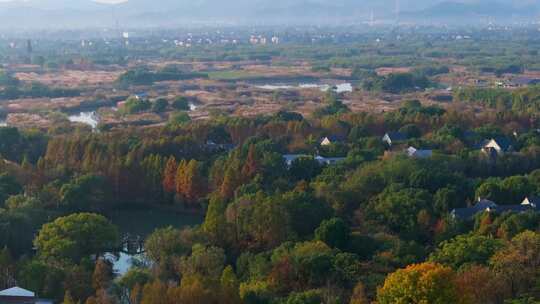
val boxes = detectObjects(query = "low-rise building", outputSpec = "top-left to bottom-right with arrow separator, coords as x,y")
406,146 -> 433,159
283,154 -> 309,167
282,154 -> 346,167
0,287 -> 53,304
451,197 -> 539,220
382,132 -> 408,147
320,135 -> 345,146
481,137 -> 514,156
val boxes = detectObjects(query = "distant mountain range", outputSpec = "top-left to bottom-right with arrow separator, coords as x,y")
0,0 -> 538,29
407,0 -> 540,20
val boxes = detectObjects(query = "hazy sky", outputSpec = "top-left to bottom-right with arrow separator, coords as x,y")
0,0 -> 127,3
94,0 -> 128,3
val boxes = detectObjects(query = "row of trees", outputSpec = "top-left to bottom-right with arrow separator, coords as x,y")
116,66 -> 208,87
454,85 -> 540,113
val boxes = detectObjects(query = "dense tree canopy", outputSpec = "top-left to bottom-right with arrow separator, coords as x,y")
34,213 -> 119,263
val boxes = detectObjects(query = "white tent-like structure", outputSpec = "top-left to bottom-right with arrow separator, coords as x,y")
0,286 -> 36,297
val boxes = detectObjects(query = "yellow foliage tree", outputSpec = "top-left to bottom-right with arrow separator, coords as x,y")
377,262 -> 464,304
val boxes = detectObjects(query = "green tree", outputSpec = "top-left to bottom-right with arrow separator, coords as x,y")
121,97 -> 151,115
152,98 -> 169,113
168,111 -> 191,126
500,176 -> 534,204
59,174 -> 111,211
0,247 -> 14,289
429,234 -> 504,269
315,217 -> 350,249
179,244 -> 226,282
370,187 -> 431,239
289,157 -> 323,181
144,227 -> 192,280
17,260 -> 65,300
172,96 -> 190,111
476,179 -> 503,201
285,290 -> 323,304
220,266 -> 241,304
34,213 -> 119,263
280,191 -> 332,238
0,173 -> 22,205
434,187 -> 460,215
144,227 -> 191,264
202,195 -> 229,244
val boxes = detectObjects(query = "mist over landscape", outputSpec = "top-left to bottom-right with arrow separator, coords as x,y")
0,0 -> 539,28
0,1 -> 539,304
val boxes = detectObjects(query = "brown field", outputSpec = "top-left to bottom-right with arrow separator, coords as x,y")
0,59 -> 523,131
15,70 -> 123,87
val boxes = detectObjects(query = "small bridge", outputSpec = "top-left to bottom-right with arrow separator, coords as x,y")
118,234 -> 145,255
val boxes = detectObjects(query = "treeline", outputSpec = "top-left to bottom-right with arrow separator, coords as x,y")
360,72 -> 431,94
0,81 -> 80,100
116,65 -> 208,87
454,86 -> 540,113
120,96 -> 196,115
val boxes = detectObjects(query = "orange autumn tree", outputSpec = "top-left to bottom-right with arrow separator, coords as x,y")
178,160 -> 206,205
377,262 -> 466,304
162,156 -> 178,194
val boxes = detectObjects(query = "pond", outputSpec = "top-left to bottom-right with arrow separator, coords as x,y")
255,82 -> 353,93
68,111 -> 99,129
106,207 -> 204,275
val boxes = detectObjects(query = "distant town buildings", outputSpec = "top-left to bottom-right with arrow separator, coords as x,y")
250,35 -> 279,45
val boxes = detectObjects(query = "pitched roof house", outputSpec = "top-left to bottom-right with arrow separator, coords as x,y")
320,135 -> 345,146
522,196 -> 540,209
382,132 -> 408,147
481,137 -> 514,156
406,146 -> 433,159
451,198 -> 539,220
452,199 -> 497,220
